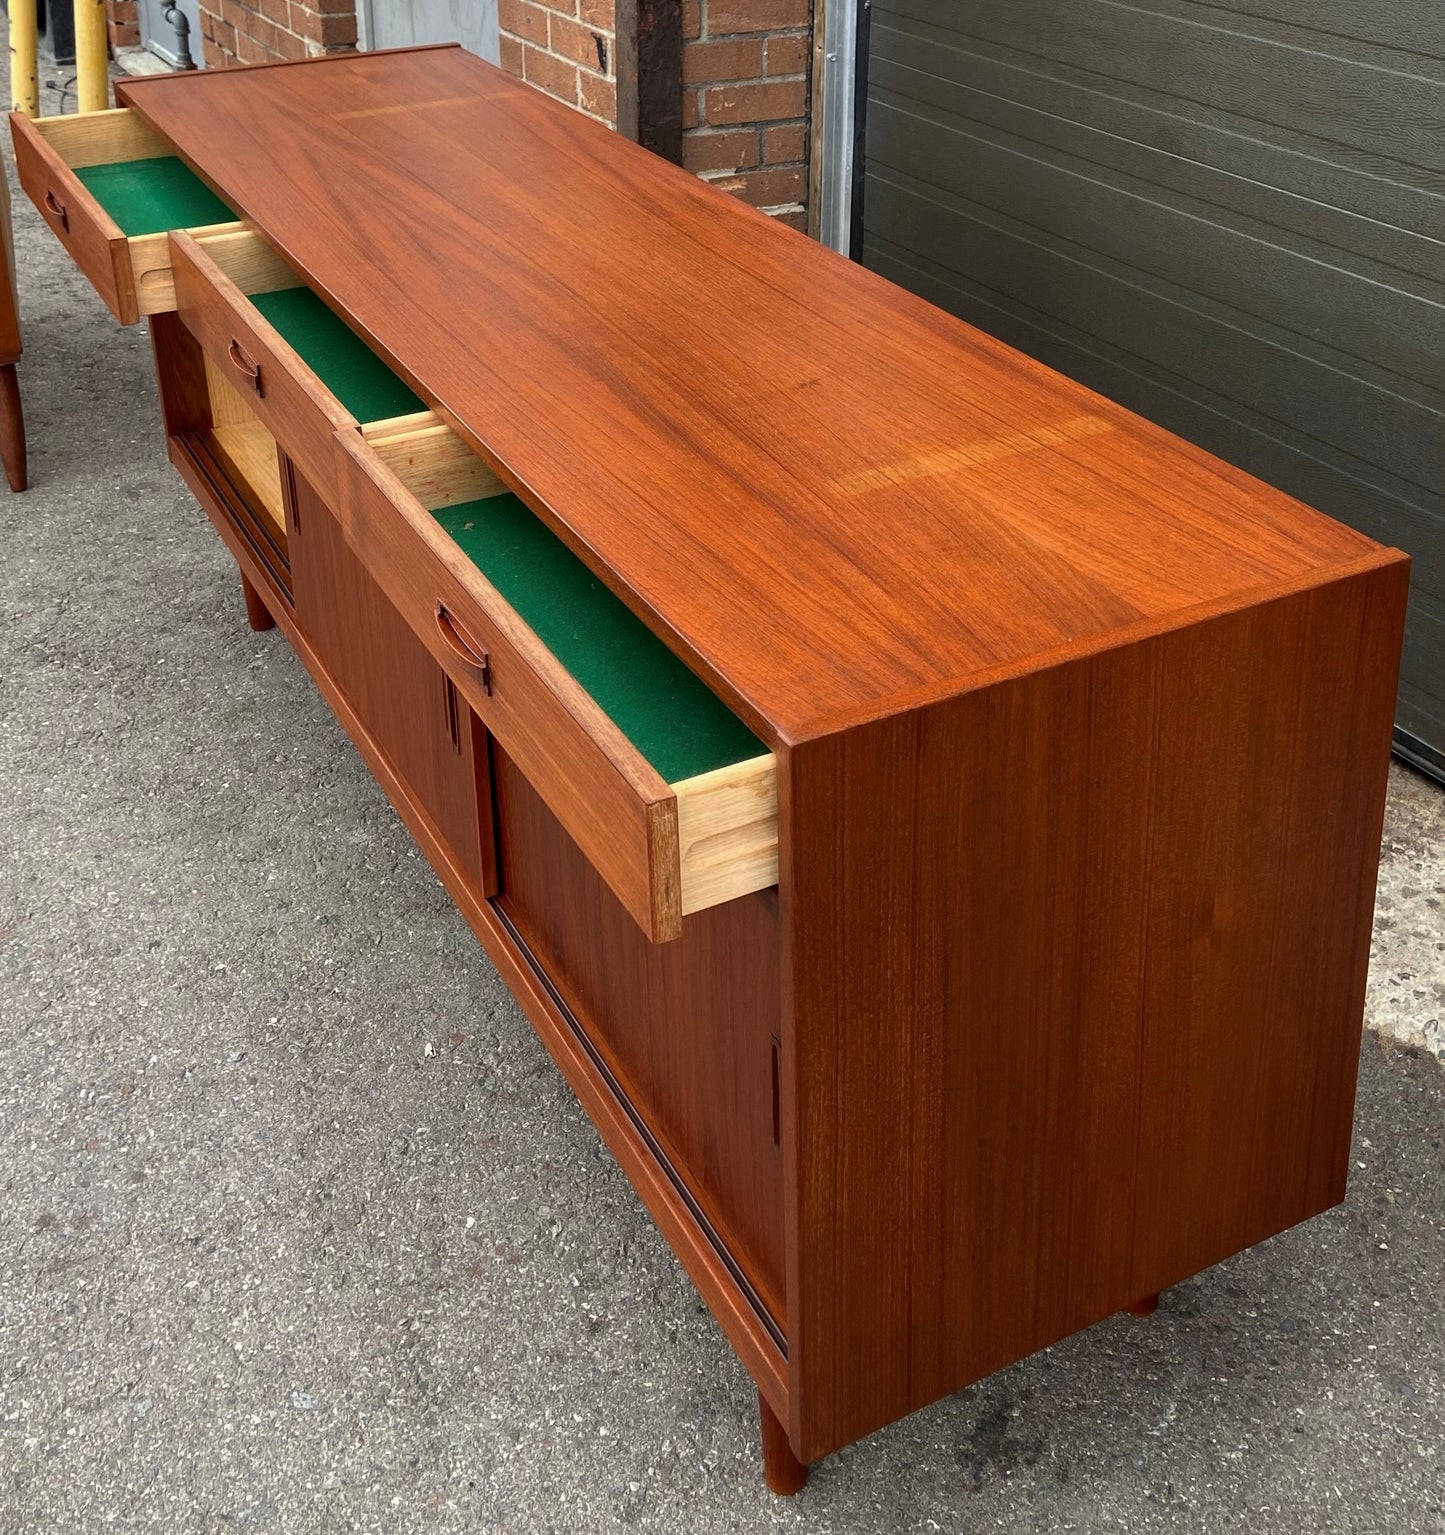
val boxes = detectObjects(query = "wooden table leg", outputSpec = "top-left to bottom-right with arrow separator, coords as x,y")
0,361 -> 26,492
759,1391 -> 808,1496
1126,1291 -> 1161,1317
242,572 -> 275,632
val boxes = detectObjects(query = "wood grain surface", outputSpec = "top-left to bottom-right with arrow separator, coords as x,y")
0,168 -> 25,491
0,167 -> 22,360
781,556 -> 1410,1461
333,427 -> 686,942
11,109 -> 137,324
170,229 -> 357,507
154,409 -> 789,1424
115,50 -> 1386,745
58,51 -> 1413,1484
494,746 -> 787,1330
288,464 -> 491,899
151,309 -> 295,599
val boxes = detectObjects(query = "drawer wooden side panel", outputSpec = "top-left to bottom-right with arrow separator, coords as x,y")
11,111 -> 137,324
334,426 -> 684,942
170,228 -> 355,504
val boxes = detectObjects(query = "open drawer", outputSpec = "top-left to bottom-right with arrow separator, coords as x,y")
335,420 -> 779,943
10,106 -> 240,324
168,227 -> 426,507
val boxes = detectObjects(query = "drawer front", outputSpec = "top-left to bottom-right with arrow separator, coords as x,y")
10,108 -> 237,324
11,111 -> 136,323
334,428 -> 684,943
170,231 -> 356,505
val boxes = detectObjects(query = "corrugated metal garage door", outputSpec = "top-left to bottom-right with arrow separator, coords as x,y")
858,0 -> 1445,775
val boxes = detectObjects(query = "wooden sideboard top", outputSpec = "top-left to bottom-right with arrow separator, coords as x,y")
117,48 -> 1397,744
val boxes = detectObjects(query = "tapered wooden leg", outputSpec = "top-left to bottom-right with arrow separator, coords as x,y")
242,572 -> 275,631
759,1392 -> 807,1496
1126,1291 -> 1160,1317
0,362 -> 26,492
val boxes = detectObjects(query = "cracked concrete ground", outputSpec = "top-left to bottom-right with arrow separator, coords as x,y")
2,60 -> 1444,1535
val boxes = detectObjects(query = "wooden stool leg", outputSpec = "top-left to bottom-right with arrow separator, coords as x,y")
242,572 -> 275,632
759,1392 -> 807,1496
0,362 -> 27,493
1126,1291 -> 1160,1318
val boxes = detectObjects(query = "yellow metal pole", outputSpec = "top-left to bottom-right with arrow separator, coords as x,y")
74,0 -> 110,114
9,0 -> 39,117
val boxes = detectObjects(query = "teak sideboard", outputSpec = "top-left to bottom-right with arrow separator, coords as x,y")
12,46 -> 1410,1493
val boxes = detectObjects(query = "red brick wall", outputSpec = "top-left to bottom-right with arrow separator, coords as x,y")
493,0 -> 814,225
104,0 -> 141,50
168,0 -> 814,226
498,0 -> 619,126
680,0 -> 811,228
198,0 -> 358,67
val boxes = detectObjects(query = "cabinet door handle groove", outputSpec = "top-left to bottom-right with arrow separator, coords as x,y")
43,189 -> 68,233
443,675 -> 462,751
436,603 -> 492,693
227,338 -> 264,397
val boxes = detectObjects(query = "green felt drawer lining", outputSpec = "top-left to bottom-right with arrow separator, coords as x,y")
250,287 -> 426,425
74,156 -> 234,238
201,249 -> 754,781
433,496 -> 764,784
70,151 -> 760,789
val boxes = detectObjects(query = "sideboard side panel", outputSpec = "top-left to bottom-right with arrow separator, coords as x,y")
782,557 -> 1409,1461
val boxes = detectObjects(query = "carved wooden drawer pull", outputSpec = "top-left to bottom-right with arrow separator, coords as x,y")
435,602 -> 492,693
227,337 -> 263,397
